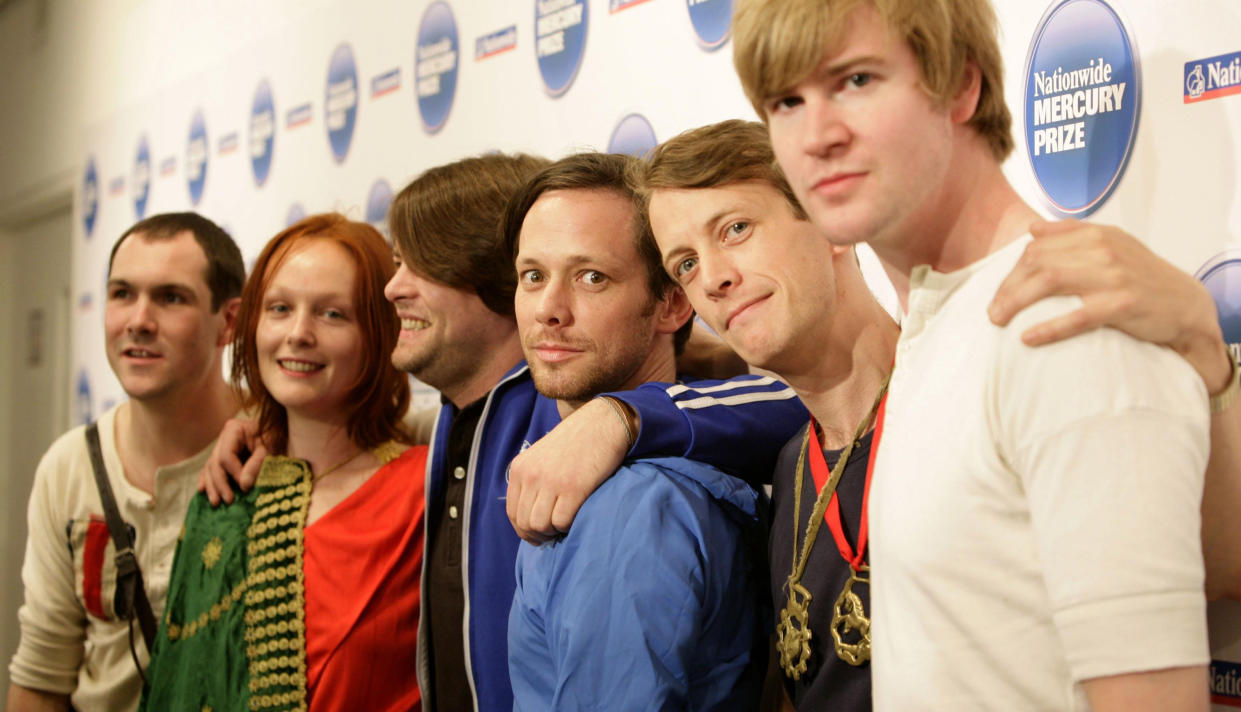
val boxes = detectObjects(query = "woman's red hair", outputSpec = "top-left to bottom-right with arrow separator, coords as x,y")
231,213 -> 410,454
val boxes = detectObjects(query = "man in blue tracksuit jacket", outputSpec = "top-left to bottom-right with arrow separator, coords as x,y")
388,155 -> 804,711
500,152 -> 779,710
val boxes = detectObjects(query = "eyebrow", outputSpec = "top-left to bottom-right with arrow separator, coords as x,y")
106,278 -> 196,293
810,53 -> 885,84
515,253 -> 602,269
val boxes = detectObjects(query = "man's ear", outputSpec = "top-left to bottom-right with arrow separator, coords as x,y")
950,59 -> 983,125
216,297 -> 242,347
655,286 -> 695,336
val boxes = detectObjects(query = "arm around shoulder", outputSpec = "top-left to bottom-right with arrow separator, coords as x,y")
1082,665 -> 1208,712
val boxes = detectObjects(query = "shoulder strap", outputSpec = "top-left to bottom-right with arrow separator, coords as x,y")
84,423 -> 158,651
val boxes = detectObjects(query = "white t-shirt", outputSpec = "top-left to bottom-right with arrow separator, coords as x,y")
870,236 -> 1210,710
9,405 -> 209,712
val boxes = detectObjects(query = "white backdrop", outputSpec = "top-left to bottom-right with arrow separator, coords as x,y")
68,1 -> 1241,703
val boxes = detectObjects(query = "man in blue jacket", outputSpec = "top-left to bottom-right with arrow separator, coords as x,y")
502,152 -> 768,710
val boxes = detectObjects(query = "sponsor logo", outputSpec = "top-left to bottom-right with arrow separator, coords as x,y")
1184,50 -> 1241,104
218,132 -> 239,155
250,79 -> 275,186
108,176 -> 125,197
536,0 -> 588,96
610,0 -> 652,13
416,2 -> 460,133
1212,659 -> 1241,707
186,109 -> 209,206
286,102 -> 313,129
476,25 -> 517,60
325,43 -> 359,163
607,113 -> 657,157
1196,252 -> 1241,369
76,370 -> 92,426
687,0 -> 732,49
1023,0 -> 1140,217
132,135 -> 151,219
82,158 -> 98,238
371,68 -> 401,98
287,203 -> 306,227
159,156 -> 176,178
366,179 -> 394,238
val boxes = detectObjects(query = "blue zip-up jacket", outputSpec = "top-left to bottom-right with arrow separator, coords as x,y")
508,393 -> 768,711
416,364 -> 805,711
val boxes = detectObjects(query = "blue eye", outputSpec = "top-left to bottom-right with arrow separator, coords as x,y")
674,256 -> 699,278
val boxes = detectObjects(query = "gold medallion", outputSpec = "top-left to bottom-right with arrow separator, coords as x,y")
830,566 -> 871,666
777,581 -> 814,679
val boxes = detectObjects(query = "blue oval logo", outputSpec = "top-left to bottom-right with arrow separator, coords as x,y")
1197,252 -> 1241,363
76,370 -> 92,426
250,79 -> 276,187
325,43 -> 359,164
186,110 -> 209,206
535,0 -> 588,97
287,202 -> 307,227
366,179 -> 394,237
133,135 -> 152,219
1023,0 -> 1140,217
607,113 -> 658,157
83,158 -> 99,239
417,2 -> 460,133
687,0 -> 732,50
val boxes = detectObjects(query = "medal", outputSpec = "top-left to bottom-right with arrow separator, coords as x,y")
779,374 -> 888,678
830,565 -> 871,665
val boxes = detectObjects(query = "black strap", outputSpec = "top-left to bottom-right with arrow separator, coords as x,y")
84,423 -> 157,652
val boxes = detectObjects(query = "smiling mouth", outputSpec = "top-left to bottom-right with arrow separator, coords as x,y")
123,348 -> 160,358
279,359 -> 323,373
400,317 -> 430,331
726,295 -> 770,330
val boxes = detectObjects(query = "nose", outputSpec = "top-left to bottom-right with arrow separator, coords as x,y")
126,296 -> 157,336
534,278 -> 572,328
801,94 -> 851,157
384,261 -> 417,304
699,253 -> 741,300
286,308 -> 316,347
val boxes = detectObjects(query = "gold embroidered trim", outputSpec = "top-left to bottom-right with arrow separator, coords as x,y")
244,456 -> 311,712
201,537 -> 224,570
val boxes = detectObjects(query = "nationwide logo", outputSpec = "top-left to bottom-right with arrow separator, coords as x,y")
610,0 -> 651,13
1212,659 -> 1241,708
218,132 -> 239,156
367,179 -> 394,238
687,0 -> 732,50
132,135 -> 151,219
476,25 -> 517,61
186,110 -> 209,206
607,113 -> 657,157
286,103 -> 313,129
416,2 -> 459,134
1184,50 -> 1241,104
287,202 -> 306,227
1196,252 -> 1241,369
536,0 -> 588,96
250,79 -> 276,187
76,370 -> 92,426
82,157 -> 98,238
1023,0 -> 1140,217
371,68 -> 401,99
325,43 -> 359,163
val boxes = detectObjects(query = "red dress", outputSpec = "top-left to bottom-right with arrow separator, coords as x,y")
303,444 -> 427,711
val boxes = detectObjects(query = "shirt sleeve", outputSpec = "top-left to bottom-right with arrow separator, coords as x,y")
509,465 -> 747,710
997,318 -> 1210,683
607,375 -> 807,483
9,442 -> 88,694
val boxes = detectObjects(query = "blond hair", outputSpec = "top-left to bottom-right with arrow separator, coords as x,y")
732,0 -> 1013,160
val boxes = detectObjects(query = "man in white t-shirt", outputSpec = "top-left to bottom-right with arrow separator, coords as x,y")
7,213 -> 243,712
725,0 -> 1224,709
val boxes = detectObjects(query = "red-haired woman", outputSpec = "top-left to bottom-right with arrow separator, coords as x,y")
142,214 -> 424,711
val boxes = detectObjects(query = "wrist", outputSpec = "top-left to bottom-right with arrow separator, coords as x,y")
597,396 -> 638,451
1179,329 -> 1233,397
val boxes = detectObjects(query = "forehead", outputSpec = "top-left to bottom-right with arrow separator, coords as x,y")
650,181 -> 795,232
110,231 -> 210,289
518,188 -> 639,264
265,238 -> 357,292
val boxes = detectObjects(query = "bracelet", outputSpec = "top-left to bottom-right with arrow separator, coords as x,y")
1210,347 -> 1240,415
600,396 -> 636,450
